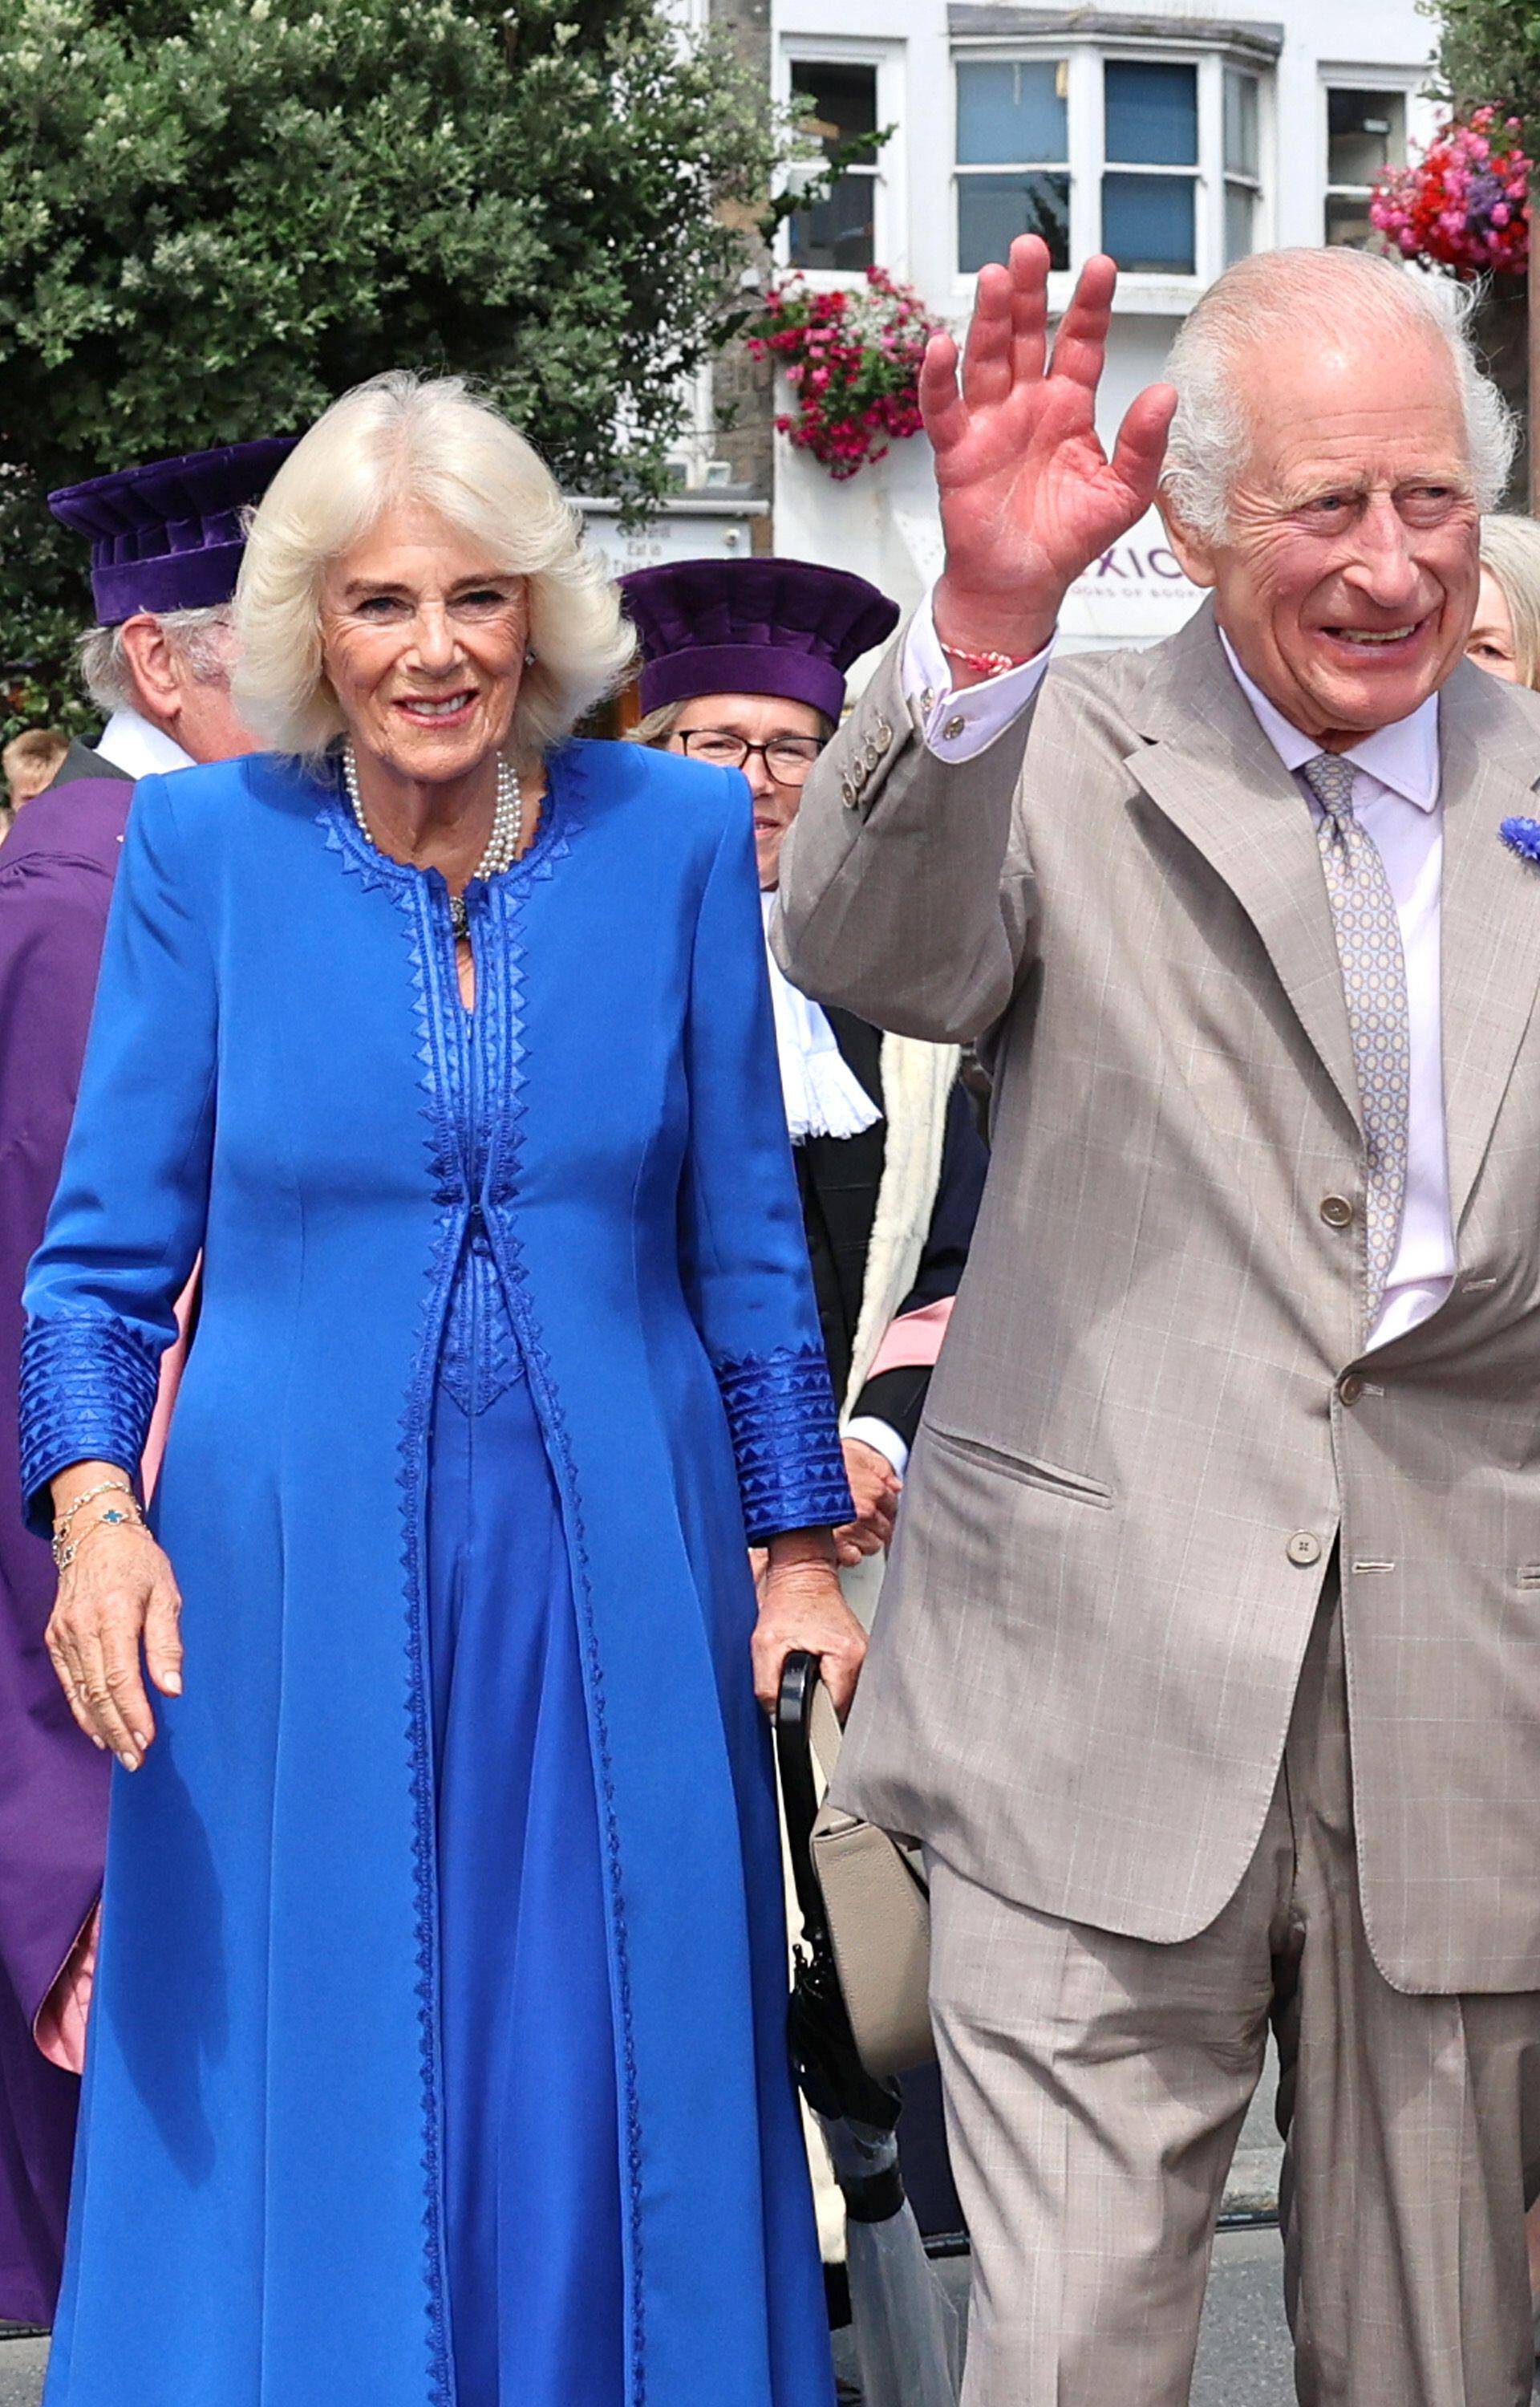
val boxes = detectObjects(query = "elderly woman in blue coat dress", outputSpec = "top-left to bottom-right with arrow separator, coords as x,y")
20,370 -> 865,2407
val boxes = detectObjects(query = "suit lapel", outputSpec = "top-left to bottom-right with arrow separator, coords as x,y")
1125,607 -> 1362,1137
1436,664 -> 1540,1226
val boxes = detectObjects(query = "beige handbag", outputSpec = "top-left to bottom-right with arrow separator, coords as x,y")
781,1658 -> 934,2084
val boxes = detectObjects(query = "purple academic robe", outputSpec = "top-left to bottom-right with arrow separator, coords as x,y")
0,777 -> 128,2322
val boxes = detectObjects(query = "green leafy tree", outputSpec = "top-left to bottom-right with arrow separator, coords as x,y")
1432,0 -> 1540,135
0,0 -> 796,735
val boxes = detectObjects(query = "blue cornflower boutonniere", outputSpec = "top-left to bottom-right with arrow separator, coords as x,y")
1500,815 -> 1540,866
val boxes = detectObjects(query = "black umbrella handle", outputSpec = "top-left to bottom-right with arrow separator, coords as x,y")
776,1650 -> 829,1938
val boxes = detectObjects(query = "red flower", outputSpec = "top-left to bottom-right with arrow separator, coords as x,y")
745,267 -> 942,478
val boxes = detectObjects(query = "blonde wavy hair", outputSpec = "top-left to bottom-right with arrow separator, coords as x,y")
1478,513 -> 1540,691
232,371 -> 635,763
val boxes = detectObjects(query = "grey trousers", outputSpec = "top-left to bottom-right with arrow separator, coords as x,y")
929,1592 -> 1540,2406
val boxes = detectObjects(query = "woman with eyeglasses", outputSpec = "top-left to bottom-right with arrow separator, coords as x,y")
623,556 -> 988,1608
623,557 -> 985,2263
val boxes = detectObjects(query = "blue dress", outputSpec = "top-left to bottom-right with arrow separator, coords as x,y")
20,741 -> 850,2407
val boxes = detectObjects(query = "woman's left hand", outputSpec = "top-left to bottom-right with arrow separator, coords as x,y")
751,1536 -> 867,1719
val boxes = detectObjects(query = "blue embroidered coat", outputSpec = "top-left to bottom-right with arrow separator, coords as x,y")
19,742 -> 850,2407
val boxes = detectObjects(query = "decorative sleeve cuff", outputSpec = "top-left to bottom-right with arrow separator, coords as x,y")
19,1313 -> 162,1533
713,1343 -> 855,1545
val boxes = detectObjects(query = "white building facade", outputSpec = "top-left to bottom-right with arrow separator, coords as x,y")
760,0 -> 1439,660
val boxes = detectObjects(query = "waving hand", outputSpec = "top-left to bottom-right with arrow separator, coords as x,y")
927,237 -> 1178,675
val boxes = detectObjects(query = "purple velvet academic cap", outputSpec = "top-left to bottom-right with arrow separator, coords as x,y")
47,437 -> 297,625
620,556 -> 901,722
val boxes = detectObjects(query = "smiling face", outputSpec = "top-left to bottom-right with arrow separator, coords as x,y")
318,501 -> 529,793
1165,331 -> 1481,747
666,692 -> 829,887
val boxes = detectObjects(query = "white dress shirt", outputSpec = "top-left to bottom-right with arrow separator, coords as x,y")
1219,637 -> 1453,1349
898,591 -> 1454,1353
95,707 -> 194,780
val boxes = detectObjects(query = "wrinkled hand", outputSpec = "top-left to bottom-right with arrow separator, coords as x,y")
834,1436 -> 901,1568
47,1523 -> 183,1771
926,237 -> 1178,668
752,1557 -> 867,1719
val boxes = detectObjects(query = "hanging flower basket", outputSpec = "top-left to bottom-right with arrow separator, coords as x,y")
1370,106 -> 1531,278
746,267 -> 940,481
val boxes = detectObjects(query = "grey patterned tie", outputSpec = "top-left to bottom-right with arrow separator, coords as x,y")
1299,753 -> 1411,1317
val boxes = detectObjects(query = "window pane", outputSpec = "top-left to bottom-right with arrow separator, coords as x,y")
788,172 -> 876,272
1327,88 -> 1406,189
1324,191 -> 1376,250
1224,69 -> 1258,177
958,171 -> 1071,271
957,59 -> 1068,165
1104,62 -> 1198,166
788,62 -> 878,272
1224,180 -> 1255,266
791,60 -> 878,148
1101,173 -> 1196,273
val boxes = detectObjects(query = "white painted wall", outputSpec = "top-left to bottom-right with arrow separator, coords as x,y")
768,0 -> 1440,664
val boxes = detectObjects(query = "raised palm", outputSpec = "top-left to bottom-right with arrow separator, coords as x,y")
925,238 -> 1178,661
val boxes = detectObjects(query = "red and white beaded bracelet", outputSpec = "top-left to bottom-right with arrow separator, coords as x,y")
938,639 -> 1038,678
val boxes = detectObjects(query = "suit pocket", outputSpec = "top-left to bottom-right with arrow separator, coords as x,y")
924,1419 -> 1112,1508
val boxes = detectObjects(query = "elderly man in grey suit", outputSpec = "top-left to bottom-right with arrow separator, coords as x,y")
776,236 -> 1540,2407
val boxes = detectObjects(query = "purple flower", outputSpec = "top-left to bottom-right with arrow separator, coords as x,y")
1500,815 -> 1540,865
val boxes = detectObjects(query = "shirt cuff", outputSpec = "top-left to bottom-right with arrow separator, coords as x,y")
901,587 -> 1055,763
845,1417 -> 910,1480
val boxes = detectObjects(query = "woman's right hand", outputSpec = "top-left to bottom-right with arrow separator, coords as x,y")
46,1482 -> 184,1771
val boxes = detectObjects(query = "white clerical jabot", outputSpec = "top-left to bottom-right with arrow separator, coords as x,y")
760,891 -> 881,1147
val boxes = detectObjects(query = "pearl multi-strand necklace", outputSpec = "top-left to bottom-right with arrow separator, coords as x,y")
342,740 -> 524,938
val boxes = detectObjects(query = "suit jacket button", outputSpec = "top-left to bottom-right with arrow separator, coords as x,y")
875,720 -> 894,753
1319,1194 -> 1355,1228
1287,1532 -> 1323,1566
841,777 -> 858,809
1339,1373 -> 1364,1406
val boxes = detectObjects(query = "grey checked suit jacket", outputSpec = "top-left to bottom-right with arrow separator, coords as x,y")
775,602 -> 1540,1996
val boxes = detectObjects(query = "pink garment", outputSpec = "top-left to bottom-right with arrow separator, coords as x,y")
865,1296 -> 954,1380
33,1266 -> 198,2072
35,1908 -> 97,2074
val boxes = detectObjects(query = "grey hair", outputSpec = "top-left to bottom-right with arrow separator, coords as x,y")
1161,249 -> 1518,542
232,370 -> 636,764
75,604 -> 233,715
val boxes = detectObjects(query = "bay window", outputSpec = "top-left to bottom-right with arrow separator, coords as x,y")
953,34 -> 1275,290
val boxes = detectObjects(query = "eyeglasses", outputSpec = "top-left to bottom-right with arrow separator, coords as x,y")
678,729 -> 827,787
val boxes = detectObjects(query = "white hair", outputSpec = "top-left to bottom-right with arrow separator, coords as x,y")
1161,248 -> 1517,542
76,604 -> 233,716
232,371 -> 635,762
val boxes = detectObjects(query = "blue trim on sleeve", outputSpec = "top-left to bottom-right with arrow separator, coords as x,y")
19,1311 -> 162,1530
713,1344 -> 855,1544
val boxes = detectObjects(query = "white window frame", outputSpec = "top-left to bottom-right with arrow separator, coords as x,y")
953,55 -> 1075,278
776,36 -> 908,287
1318,69 -> 1427,250
950,32 -> 1276,314
1221,59 -> 1263,266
